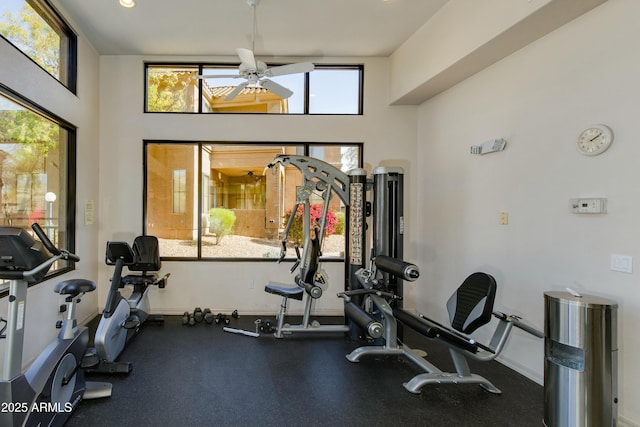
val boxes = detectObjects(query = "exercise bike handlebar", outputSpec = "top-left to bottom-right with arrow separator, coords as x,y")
32,223 -> 80,262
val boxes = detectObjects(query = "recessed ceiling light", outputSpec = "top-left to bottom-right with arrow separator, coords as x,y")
119,0 -> 135,8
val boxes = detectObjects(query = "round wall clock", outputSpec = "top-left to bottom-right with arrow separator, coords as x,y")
577,124 -> 613,156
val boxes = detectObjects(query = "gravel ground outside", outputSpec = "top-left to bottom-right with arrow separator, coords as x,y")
158,233 -> 345,259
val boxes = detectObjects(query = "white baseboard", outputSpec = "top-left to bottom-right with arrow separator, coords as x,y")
620,415 -> 640,427
495,355 -> 543,385
79,310 -> 100,326
159,308 -> 345,317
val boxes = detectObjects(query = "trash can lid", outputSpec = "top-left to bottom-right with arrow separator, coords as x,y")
544,291 -> 618,309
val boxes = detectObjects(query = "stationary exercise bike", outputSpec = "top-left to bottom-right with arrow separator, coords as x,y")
0,223 -> 111,427
87,236 -> 169,374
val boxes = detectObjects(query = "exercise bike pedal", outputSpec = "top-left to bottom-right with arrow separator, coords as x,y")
84,381 -> 113,399
122,314 -> 141,330
87,360 -> 133,375
81,348 -> 100,369
147,314 -> 165,324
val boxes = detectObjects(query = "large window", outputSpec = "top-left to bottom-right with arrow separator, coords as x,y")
0,0 -> 77,92
145,63 -> 363,115
0,84 -> 76,293
144,142 -> 362,260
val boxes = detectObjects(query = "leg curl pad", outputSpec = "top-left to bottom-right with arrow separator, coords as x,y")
374,256 -> 420,281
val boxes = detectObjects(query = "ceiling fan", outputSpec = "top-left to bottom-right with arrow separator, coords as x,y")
198,0 -> 314,101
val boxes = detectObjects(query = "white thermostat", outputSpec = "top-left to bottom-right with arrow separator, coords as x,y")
570,198 -> 607,214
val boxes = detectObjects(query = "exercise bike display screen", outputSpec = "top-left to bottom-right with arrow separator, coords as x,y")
0,227 -> 50,273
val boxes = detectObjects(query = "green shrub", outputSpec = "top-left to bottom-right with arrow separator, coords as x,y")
208,208 -> 236,245
334,212 -> 345,235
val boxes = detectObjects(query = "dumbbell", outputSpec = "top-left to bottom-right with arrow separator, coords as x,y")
215,313 -> 231,325
259,320 -> 275,333
182,311 -> 195,326
231,309 -> 239,319
193,307 -> 204,323
203,308 -> 214,324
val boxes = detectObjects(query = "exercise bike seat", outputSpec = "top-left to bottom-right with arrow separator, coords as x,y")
54,279 -> 96,297
121,274 -> 158,286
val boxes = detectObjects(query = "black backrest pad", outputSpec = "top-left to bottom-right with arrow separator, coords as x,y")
447,272 -> 497,334
105,241 -> 135,265
129,235 -> 161,272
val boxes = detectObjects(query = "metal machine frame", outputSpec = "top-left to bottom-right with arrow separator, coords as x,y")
263,155 -> 406,339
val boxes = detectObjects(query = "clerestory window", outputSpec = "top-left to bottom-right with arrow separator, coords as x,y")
0,0 -> 77,92
145,63 -> 363,115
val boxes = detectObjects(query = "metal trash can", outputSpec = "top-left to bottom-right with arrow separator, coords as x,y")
543,291 -> 618,427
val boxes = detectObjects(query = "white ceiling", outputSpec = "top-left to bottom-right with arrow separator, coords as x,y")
53,0 -> 448,58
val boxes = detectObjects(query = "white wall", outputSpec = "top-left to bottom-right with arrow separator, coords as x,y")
389,0 -> 606,104
97,55 -> 419,315
0,32 -> 102,366
415,0 -> 639,424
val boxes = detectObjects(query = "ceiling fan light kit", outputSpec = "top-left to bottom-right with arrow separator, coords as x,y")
197,0 -> 314,101
119,0 -> 135,8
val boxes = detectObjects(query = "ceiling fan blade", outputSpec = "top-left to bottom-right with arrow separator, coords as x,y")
260,79 -> 293,99
197,74 -> 242,79
224,81 -> 249,101
265,62 -> 315,77
236,48 -> 257,70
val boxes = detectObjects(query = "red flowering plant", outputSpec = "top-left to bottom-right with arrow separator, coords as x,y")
283,204 -> 338,245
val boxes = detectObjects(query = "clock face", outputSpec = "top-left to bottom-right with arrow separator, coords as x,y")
577,125 -> 613,156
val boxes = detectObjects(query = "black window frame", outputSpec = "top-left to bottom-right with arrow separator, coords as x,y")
0,0 -> 78,93
0,83 -> 78,297
143,140 -> 363,262
144,63 -> 364,115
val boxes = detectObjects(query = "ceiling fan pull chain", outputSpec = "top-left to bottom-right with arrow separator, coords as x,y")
251,1 -> 257,52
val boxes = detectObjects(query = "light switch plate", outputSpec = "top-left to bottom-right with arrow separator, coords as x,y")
611,254 -> 633,273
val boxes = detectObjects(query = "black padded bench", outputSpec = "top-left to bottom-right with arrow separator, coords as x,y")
264,282 -> 304,301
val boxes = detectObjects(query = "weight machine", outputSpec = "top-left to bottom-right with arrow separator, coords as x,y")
263,155 -> 406,339
341,257 -> 543,394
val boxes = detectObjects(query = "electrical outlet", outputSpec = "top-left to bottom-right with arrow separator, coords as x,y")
499,212 -> 508,225
248,280 -> 254,289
